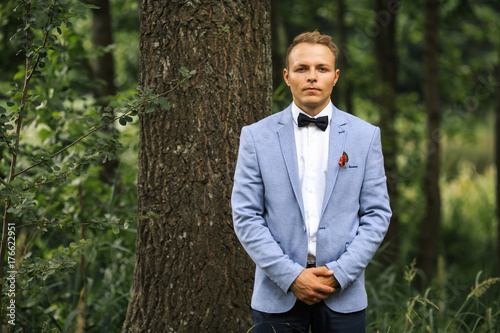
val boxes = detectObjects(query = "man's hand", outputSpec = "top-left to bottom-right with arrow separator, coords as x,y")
317,273 -> 340,289
289,266 -> 337,305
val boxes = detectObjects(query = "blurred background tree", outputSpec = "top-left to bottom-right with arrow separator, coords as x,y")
0,0 -> 499,331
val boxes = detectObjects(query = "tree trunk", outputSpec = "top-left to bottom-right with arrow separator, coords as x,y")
496,56 -> 500,276
336,0 -> 353,114
122,1 -> 272,332
86,0 -> 120,184
374,0 -> 400,265
88,0 -> 116,99
271,0 -> 288,91
417,0 -> 441,285
76,4 -> 117,328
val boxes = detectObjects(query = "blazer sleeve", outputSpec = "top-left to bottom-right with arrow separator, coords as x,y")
328,127 -> 392,292
231,126 -> 304,294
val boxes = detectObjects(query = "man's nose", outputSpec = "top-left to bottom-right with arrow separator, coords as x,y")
307,70 -> 317,82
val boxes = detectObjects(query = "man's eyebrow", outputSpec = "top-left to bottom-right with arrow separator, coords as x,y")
295,62 -> 332,67
292,62 -> 334,69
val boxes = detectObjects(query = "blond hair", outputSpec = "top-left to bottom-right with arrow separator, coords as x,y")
286,31 -> 339,69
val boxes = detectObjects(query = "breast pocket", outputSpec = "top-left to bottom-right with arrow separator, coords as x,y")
347,161 -> 358,169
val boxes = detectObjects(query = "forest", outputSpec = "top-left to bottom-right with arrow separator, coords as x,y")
0,0 -> 499,332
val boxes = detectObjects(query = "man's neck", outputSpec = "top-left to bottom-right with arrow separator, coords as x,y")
293,101 -> 331,118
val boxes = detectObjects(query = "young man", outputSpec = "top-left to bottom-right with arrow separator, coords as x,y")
232,31 -> 391,333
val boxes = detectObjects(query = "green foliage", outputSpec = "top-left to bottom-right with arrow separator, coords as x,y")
0,0 -> 151,331
366,262 -> 500,332
441,163 -> 497,283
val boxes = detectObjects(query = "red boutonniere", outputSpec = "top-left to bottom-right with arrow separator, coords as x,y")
338,152 -> 349,168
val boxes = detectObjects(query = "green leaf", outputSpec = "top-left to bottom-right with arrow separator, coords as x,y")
180,66 -> 191,78
145,104 -> 156,113
158,97 -> 171,111
112,224 -> 120,234
80,239 -> 90,245
119,117 -> 127,126
84,3 -> 101,10
7,207 -> 20,216
147,211 -> 159,218
42,269 -> 55,280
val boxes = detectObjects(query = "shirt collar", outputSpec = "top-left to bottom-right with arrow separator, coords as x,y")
291,101 -> 333,126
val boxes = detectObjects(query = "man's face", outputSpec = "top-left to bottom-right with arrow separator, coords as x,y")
283,43 -> 340,117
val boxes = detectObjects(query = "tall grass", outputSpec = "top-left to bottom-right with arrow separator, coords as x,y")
366,261 -> 500,332
364,152 -> 499,332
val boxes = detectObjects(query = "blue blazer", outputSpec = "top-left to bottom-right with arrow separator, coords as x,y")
231,104 -> 391,314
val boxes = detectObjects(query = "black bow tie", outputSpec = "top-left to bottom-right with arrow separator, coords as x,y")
297,113 -> 329,131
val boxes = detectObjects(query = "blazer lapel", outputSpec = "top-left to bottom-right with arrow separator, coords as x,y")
321,107 -> 347,217
277,107 -> 305,220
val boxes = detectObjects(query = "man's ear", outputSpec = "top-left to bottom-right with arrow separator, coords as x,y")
333,69 -> 340,86
283,68 -> 290,86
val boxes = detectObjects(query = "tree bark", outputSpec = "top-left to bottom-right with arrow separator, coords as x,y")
122,1 -> 272,332
496,54 -> 500,276
417,0 -> 441,285
374,0 -> 400,265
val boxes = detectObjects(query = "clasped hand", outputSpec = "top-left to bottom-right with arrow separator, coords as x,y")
289,266 -> 339,305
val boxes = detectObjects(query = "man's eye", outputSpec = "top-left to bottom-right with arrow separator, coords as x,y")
296,68 -> 305,72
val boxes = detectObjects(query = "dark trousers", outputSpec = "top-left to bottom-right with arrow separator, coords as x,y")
251,301 -> 365,333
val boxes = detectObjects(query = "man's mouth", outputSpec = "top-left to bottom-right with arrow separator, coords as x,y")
304,87 -> 320,91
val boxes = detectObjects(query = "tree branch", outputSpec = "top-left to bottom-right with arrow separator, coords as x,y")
22,155 -> 96,191
11,106 -> 138,179
7,9 -> 52,184
5,36 -> 208,183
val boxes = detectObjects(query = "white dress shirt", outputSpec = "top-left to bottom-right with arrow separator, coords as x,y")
291,101 -> 332,265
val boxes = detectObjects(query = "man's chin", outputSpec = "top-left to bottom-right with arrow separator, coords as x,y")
296,102 -> 328,116
301,99 -> 328,109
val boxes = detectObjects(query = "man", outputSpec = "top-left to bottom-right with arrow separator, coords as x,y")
231,31 -> 391,332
